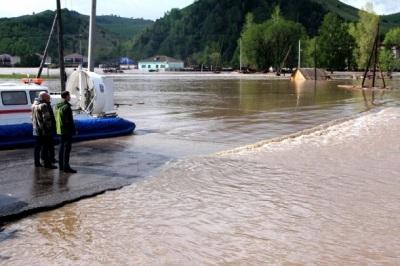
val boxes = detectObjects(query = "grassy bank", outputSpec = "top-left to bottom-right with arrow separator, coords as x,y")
0,74 -> 58,79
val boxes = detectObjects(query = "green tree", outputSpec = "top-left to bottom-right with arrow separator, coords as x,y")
240,6 -> 307,70
381,27 -> 400,71
303,37 -> 316,67
383,27 -> 400,46
316,13 -> 354,70
21,54 -> 41,67
379,49 -> 398,72
348,2 -> 379,70
209,52 -> 222,68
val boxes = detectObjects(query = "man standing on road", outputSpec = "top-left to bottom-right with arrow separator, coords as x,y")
32,92 -> 57,169
56,91 -> 77,173
41,94 -> 57,164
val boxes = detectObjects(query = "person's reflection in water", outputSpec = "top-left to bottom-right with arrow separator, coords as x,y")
32,168 -> 55,197
58,173 -> 70,193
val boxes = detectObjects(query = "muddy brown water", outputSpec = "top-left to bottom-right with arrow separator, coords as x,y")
1,75 -> 400,265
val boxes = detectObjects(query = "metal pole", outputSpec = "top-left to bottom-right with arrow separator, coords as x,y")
37,13 -> 57,78
239,39 -> 242,73
298,40 -> 301,69
314,39 -> 317,80
56,0 -> 66,92
88,0 -> 96,72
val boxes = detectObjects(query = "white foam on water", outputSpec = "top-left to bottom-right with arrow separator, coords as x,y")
218,107 -> 400,156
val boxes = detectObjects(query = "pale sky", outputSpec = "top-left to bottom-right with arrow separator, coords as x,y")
340,0 -> 400,15
0,0 -> 399,20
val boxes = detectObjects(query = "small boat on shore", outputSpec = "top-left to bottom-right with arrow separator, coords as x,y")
0,71 -> 135,150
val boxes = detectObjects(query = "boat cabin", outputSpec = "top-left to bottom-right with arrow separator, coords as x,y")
0,83 -> 48,116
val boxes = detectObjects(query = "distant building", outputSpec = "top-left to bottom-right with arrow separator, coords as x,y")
35,53 -> 52,65
64,53 -> 88,66
392,46 -> 400,59
138,55 -> 184,71
120,57 -> 135,65
291,68 -> 330,81
0,54 -> 21,66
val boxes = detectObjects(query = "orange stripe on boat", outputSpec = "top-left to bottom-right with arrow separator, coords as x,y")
0,109 -> 31,114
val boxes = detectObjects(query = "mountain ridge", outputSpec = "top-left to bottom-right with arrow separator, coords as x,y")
0,9 -> 153,63
130,0 -> 400,64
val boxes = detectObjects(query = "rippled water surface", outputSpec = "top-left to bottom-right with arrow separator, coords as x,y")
1,75 -> 400,265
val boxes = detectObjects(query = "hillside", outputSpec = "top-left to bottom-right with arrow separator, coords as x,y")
0,10 -> 153,64
131,0 -> 400,64
97,15 -> 153,41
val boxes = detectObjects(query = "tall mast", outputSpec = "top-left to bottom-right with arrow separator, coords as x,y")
56,0 -> 65,91
37,13 -> 57,78
88,0 -> 96,72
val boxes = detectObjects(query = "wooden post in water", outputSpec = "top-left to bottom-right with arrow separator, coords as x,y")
372,24 -> 380,88
88,0 -> 97,72
56,0 -> 65,92
378,61 -> 386,88
361,29 -> 379,88
37,13 -> 57,78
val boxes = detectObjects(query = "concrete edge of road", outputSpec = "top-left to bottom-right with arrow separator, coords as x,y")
0,183 -> 127,227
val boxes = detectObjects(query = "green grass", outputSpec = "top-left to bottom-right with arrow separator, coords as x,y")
0,74 -> 57,79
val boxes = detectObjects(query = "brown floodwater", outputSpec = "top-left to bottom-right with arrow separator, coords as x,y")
1,75 -> 400,265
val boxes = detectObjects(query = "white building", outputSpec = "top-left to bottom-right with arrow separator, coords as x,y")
138,55 -> 184,71
0,54 -> 21,66
64,53 -> 88,66
392,46 -> 400,59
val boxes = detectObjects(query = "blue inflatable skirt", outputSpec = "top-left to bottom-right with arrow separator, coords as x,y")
0,117 -> 135,150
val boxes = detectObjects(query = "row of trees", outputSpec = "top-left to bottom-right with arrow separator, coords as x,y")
240,5 -> 400,72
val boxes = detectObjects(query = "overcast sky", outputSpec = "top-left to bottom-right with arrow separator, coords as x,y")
0,0 -> 399,20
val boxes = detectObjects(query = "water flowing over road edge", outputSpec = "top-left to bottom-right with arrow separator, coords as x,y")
1,107 -> 399,265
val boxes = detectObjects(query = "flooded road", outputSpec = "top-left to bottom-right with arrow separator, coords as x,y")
1,75 -> 400,264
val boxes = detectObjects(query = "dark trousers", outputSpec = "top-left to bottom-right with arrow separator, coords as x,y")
59,135 -> 73,169
41,135 -> 56,163
34,136 -> 52,166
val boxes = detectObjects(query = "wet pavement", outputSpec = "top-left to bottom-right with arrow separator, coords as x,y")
0,138 -> 167,221
0,127 -> 228,222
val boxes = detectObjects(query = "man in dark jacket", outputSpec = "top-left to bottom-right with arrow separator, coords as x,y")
56,91 -> 77,173
41,97 -> 57,164
32,92 -> 57,169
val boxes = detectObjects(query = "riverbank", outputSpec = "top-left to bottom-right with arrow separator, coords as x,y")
1,66 -> 400,80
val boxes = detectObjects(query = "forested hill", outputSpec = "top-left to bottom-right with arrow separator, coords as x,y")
131,0 -> 400,65
97,15 -> 154,41
0,9 -> 153,63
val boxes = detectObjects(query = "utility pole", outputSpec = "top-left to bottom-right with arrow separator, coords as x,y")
56,0 -> 66,91
88,0 -> 96,72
